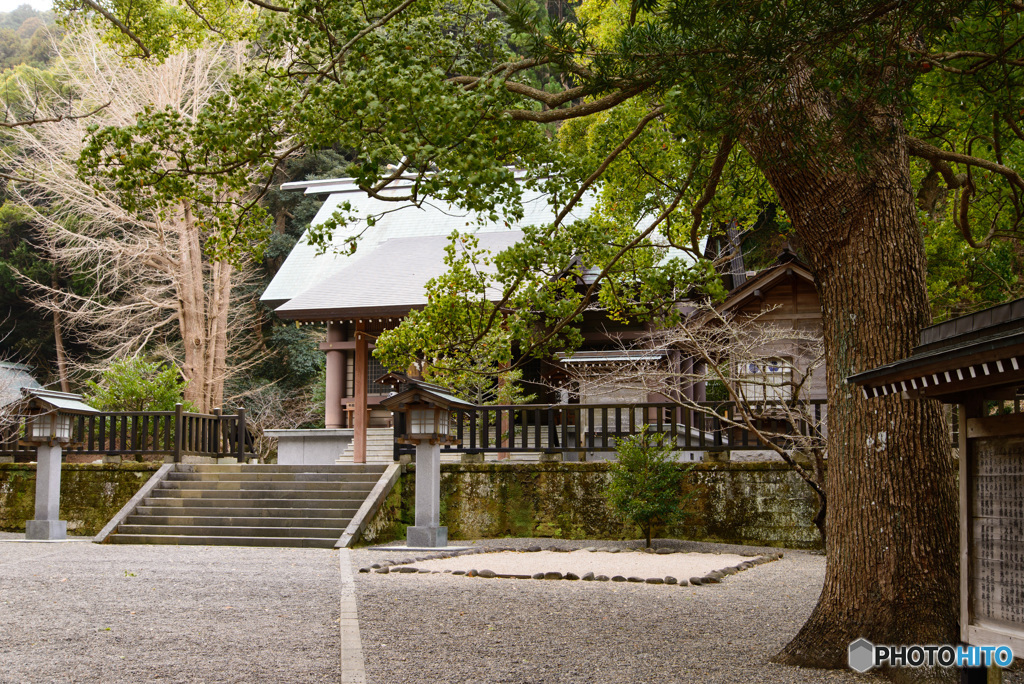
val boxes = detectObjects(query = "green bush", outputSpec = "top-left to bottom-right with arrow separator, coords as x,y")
605,426 -> 691,547
85,357 -> 195,412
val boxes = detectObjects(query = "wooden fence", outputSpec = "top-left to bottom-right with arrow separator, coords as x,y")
0,404 -> 253,462
438,400 -> 828,456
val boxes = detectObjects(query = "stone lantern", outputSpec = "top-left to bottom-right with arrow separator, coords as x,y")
20,389 -> 99,540
381,382 -> 474,548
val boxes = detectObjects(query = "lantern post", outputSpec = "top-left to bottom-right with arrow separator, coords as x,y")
20,389 -> 99,541
381,383 -> 474,548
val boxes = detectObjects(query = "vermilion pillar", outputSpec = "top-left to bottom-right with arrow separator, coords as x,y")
353,320 -> 367,463
324,321 -> 345,429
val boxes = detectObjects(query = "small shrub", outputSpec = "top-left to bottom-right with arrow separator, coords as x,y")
85,357 -> 195,412
605,426 -> 691,547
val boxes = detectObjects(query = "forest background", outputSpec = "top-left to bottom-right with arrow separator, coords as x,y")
0,4 -> 353,439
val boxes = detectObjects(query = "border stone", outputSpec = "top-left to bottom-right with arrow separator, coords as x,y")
370,547 -> 786,587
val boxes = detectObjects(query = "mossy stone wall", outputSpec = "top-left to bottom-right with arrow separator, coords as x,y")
0,464 -> 161,536
0,461 -> 823,548
364,461 -> 823,550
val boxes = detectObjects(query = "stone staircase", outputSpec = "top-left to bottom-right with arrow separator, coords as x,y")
338,427 -> 396,463
105,463 -> 389,548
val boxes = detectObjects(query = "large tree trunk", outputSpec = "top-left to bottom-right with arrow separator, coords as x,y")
177,205 -> 211,412
205,259 -> 232,411
51,271 -> 70,393
742,80 -> 959,670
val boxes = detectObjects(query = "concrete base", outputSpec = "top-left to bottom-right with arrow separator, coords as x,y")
266,429 -> 353,466
406,525 -> 448,548
460,453 -> 484,463
538,453 -> 563,462
25,519 -> 67,541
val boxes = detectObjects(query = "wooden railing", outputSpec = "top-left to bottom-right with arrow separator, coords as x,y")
435,400 -> 828,456
0,404 -> 253,463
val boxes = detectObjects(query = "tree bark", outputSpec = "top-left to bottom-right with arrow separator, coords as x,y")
741,80 -> 959,670
177,206 -> 207,411
51,271 -> 70,393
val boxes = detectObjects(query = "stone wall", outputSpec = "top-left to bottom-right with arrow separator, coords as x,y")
361,461 -> 824,550
0,463 -> 161,536
0,461 -> 823,548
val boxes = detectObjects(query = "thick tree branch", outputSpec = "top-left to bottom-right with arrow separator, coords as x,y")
243,0 -> 290,11
450,75 -> 588,108
689,133 -> 735,251
907,136 -> 1024,191
506,86 -> 651,123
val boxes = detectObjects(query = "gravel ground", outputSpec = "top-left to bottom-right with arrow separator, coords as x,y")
0,536 -> 340,683
353,538 -> 881,684
4,534 -> 1012,683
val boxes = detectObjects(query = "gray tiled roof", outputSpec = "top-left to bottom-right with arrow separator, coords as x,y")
275,230 -> 524,319
0,362 -> 41,407
262,179 -> 595,310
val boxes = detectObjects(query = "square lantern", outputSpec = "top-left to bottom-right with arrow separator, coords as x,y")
19,389 -> 99,446
408,403 -> 451,440
381,382 -> 476,446
25,410 -> 72,444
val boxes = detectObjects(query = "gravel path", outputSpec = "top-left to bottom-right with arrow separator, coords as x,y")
0,538 -> 340,683
353,539 -> 881,684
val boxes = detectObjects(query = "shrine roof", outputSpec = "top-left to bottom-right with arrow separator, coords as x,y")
848,297 -> 1024,402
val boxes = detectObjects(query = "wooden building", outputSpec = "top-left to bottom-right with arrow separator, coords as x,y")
261,177 -> 596,462
264,179 -> 825,463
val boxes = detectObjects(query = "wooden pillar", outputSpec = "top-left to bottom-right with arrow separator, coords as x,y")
353,320 -> 367,463
324,322 -> 345,429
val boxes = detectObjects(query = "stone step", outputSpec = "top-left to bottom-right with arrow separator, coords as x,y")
125,515 -> 350,528
115,524 -> 346,538
107,463 -> 388,549
106,534 -> 339,548
166,472 -> 371,483
141,495 -> 364,509
147,487 -> 370,500
185,464 -> 388,474
159,478 -> 378,491
134,505 -> 353,518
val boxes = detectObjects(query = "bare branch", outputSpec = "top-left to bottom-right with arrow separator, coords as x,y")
0,101 -> 110,129
2,31 -> 268,411
561,303 -> 828,542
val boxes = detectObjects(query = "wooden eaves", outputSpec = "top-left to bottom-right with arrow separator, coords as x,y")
847,298 -> 1024,403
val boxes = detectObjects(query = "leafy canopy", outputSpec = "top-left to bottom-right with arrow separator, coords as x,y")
66,0 -> 1024,364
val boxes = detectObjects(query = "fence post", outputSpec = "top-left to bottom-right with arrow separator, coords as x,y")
235,407 -> 246,462
212,407 -> 222,456
172,403 -> 183,463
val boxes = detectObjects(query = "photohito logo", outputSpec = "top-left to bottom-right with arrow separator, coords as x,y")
848,638 -> 1013,673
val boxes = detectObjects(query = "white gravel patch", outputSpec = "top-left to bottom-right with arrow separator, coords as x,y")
408,550 -> 749,578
